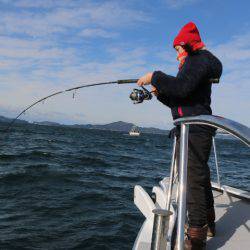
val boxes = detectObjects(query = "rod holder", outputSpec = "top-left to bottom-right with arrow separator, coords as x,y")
151,209 -> 172,250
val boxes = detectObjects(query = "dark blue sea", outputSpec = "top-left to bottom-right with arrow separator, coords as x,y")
0,123 -> 249,249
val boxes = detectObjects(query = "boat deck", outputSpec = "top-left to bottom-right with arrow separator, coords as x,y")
133,180 -> 250,250
207,189 -> 250,250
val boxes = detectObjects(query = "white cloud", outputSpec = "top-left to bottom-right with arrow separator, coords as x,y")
0,1 -> 147,37
209,33 -> 250,126
8,0 -> 80,9
0,29 -> 171,127
80,28 -> 118,38
165,0 -> 200,9
212,33 -> 250,68
0,1 -> 249,128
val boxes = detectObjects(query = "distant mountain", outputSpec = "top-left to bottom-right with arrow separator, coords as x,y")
140,126 -> 168,135
0,115 -> 28,124
72,121 -> 134,131
71,121 -> 168,134
0,115 -> 168,134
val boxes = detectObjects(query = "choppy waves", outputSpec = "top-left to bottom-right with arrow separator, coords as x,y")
0,123 -> 249,249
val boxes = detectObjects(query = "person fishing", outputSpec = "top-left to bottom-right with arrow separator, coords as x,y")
137,22 -> 223,249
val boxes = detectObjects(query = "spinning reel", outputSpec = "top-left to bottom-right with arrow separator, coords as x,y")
129,86 -> 153,104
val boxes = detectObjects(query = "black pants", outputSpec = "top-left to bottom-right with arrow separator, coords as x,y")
176,132 -> 214,227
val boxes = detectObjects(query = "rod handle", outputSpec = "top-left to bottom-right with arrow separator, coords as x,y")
117,79 -> 138,84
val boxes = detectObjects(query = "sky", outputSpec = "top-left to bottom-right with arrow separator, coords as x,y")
0,0 -> 249,129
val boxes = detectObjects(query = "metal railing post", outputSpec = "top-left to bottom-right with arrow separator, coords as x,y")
176,123 -> 189,250
166,136 -> 177,211
151,209 -> 173,250
212,137 -> 221,188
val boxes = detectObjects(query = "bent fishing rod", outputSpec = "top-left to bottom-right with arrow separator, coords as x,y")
4,78 -> 153,133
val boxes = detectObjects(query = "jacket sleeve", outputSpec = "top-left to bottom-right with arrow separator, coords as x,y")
156,94 -> 170,107
151,55 -> 208,98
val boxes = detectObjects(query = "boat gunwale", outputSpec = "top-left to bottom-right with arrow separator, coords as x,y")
211,182 -> 250,201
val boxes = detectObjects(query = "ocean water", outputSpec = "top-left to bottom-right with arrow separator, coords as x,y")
0,123 -> 249,250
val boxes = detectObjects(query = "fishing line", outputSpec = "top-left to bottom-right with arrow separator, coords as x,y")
3,79 -> 139,133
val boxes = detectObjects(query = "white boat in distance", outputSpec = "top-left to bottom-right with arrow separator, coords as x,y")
129,125 -> 140,136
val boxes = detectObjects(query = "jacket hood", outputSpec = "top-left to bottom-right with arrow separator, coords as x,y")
173,22 -> 205,51
205,50 -> 223,80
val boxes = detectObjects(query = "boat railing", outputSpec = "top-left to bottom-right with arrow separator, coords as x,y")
150,115 -> 250,250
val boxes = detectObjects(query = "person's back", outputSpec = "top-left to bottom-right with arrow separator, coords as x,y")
154,48 -> 222,135
170,49 -> 222,118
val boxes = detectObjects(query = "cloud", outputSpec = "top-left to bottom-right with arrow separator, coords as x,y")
209,33 -> 250,126
0,1 -> 147,37
212,33 -> 250,68
0,25 -> 169,126
0,1 -> 149,89
165,0 -> 201,9
6,0 -> 80,9
79,28 -> 118,38
0,0 -> 249,128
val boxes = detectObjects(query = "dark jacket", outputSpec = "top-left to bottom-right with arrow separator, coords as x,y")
151,49 -> 222,134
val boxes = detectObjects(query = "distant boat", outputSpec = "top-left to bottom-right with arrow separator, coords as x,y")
129,125 -> 140,136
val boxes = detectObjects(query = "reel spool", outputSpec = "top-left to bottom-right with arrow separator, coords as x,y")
129,86 -> 153,104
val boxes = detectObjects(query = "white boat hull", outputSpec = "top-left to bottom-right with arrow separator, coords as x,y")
133,178 -> 250,250
129,132 -> 140,136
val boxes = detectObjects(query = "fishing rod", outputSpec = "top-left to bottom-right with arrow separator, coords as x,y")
4,78 -> 153,133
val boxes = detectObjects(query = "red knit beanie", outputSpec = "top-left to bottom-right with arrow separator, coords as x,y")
173,22 -> 205,51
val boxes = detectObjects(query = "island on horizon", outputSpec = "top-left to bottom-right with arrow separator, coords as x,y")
0,115 -> 169,135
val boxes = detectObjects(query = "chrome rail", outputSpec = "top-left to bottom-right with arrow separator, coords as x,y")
172,115 -> 250,250
176,123 -> 189,250
166,136 -> 177,211
174,115 -> 250,146
212,137 -> 221,188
